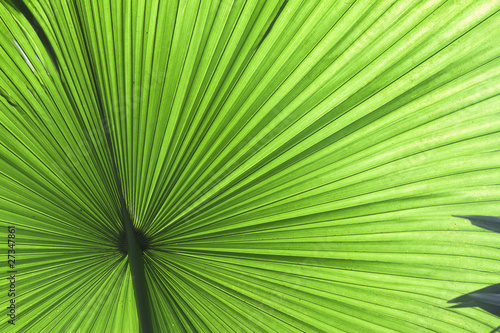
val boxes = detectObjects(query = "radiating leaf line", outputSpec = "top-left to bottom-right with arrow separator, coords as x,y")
1,1 -> 500,332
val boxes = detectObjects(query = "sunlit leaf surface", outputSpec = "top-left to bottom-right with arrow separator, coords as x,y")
1,0 -> 500,332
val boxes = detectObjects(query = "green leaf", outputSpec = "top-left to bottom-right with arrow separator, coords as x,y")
1,0 -> 500,332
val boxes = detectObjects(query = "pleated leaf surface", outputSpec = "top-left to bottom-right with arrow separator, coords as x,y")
0,0 -> 500,332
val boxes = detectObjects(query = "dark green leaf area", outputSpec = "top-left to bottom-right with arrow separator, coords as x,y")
117,228 -> 151,255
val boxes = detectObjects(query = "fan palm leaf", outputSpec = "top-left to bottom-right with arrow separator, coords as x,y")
1,0 -> 500,332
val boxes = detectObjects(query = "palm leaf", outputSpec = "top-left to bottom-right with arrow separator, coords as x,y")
1,0 -> 500,332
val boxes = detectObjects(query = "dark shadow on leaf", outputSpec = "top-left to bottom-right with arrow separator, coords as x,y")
449,284 -> 500,323
8,0 -> 59,70
450,216 -> 500,331
454,215 -> 500,233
